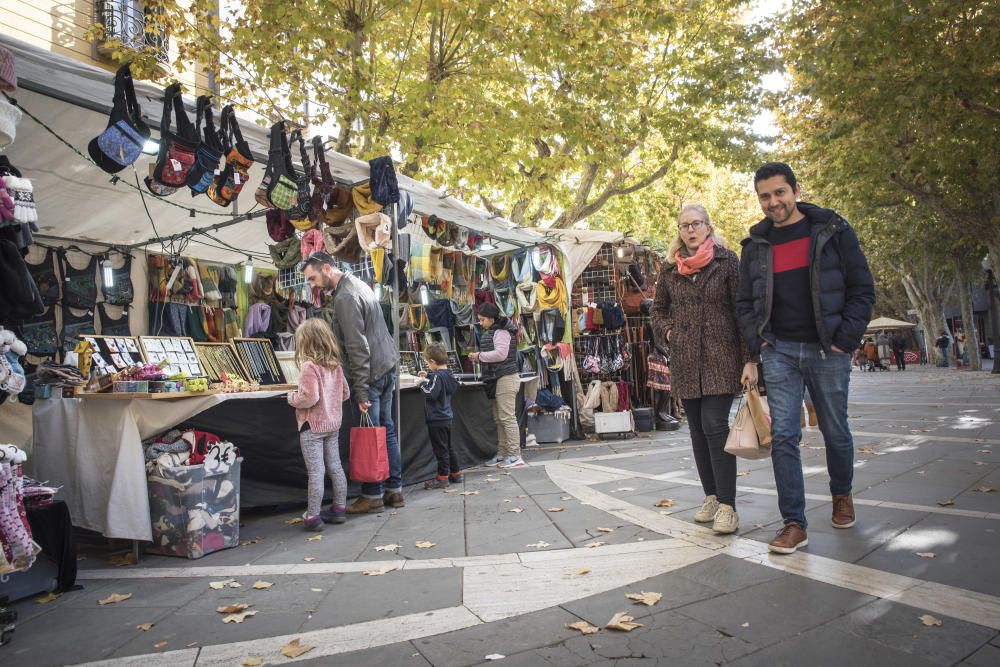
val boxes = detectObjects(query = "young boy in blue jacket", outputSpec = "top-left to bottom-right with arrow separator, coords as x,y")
418,343 -> 461,489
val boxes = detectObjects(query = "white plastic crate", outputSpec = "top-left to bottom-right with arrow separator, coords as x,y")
594,410 -> 634,436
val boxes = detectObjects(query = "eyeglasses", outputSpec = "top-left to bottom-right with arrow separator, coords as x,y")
678,221 -> 706,232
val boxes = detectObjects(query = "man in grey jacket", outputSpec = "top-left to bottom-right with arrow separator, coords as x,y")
303,252 -> 403,513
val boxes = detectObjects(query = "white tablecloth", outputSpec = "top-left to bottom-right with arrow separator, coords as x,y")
29,391 -> 287,541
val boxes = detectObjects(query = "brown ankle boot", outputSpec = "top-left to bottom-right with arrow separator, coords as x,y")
831,494 -> 855,528
383,491 -> 405,508
346,497 -> 384,514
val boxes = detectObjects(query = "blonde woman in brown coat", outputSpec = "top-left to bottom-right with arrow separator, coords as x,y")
652,204 -> 756,534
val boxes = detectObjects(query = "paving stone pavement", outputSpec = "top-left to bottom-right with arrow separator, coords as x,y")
6,365 -> 1000,666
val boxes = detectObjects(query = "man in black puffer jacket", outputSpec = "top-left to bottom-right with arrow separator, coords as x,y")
736,162 -> 874,556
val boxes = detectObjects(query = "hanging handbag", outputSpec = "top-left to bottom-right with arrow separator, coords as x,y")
185,96 -> 224,195
88,64 -> 150,174
287,129 -> 313,221
583,336 -> 601,374
255,122 -> 297,209
147,83 -> 199,195
724,390 -> 772,460
309,136 -> 334,224
207,106 -> 254,207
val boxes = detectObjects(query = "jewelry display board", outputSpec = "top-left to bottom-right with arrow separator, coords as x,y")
194,342 -> 251,383
80,335 -> 144,375
446,351 -> 465,376
399,350 -> 422,376
231,338 -> 287,385
138,336 -> 204,377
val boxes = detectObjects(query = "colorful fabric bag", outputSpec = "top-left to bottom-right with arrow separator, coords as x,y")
206,106 -> 254,207
88,64 -> 150,174
147,83 -> 199,195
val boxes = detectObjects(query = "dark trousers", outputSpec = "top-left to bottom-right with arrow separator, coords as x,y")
427,421 -> 459,477
893,349 -> 906,370
682,394 -> 737,507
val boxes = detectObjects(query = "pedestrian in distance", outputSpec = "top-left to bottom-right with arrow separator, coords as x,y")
891,331 -> 907,370
286,319 -> 352,531
469,302 -> 525,469
418,343 -> 462,489
652,203 -> 754,535
735,162 -> 875,555
864,336 -> 879,371
302,251 -> 404,513
876,330 -> 891,367
935,330 -> 951,367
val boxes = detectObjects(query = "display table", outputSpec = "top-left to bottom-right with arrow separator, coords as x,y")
30,384 -> 514,542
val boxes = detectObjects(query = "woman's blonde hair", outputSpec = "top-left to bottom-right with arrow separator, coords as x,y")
665,203 -> 727,264
294,319 -> 343,370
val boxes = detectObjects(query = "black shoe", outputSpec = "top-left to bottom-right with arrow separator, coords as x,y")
424,478 -> 449,490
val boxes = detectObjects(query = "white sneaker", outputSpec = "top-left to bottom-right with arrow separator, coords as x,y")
478,456 -> 503,467
499,456 -> 526,469
693,495 -> 719,523
712,504 -> 739,534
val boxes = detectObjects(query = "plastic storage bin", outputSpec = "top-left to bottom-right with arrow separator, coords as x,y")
147,458 -> 241,559
633,407 -> 654,432
594,410 -> 635,437
527,412 -> 571,444
113,380 -> 148,393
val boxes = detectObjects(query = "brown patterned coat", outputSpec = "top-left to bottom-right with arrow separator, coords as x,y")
651,245 -> 749,400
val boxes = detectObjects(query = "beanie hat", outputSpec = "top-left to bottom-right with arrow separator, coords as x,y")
0,47 -> 16,92
478,302 -> 501,320
0,98 -> 22,148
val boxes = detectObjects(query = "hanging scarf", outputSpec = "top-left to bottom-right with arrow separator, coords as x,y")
490,254 -> 510,284
289,215 -> 317,232
516,282 -> 538,313
675,237 -> 715,276
421,214 -> 447,240
352,182 -> 383,214
495,286 -> 517,317
269,235 -> 302,269
451,301 -> 474,326
512,249 -> 533,284
409,242 -> 443,283
371,247 -> 386,283
531,244 -> 559,276
536,276 -> 567,315
300,228 -> 324,260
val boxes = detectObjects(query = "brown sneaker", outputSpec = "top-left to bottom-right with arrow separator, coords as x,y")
346,497 -> 384,514
768,523 -> 808,554
383,491 -> 406,508
831,493 -> 856,529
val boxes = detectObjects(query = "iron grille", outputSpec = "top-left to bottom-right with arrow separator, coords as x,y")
96,1 -> 169,65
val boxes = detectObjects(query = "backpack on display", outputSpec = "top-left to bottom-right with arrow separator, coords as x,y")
146,83 -> 199,196
88,64 -> 150,174
254,121 -> 297,210
287,130 -> 313,221
185,96 -> 224,195
206,106 -> 254,207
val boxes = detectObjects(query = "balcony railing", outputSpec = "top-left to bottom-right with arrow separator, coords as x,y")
95,1 -> 169,65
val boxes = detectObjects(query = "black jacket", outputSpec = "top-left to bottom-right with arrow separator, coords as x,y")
735,202 -> 875,357
419,368 -> 458,423
479,317 -> 519,380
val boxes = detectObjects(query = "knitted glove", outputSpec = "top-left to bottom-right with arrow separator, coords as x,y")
2,175 -> 37,224
0,181 -> 14,223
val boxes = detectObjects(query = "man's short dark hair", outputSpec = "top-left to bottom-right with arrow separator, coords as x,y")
424,342 -> 448,365
754,162 -> 798,191
303,251 -> 338,273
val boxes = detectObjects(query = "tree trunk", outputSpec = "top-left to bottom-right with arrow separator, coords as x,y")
901,271 -> 950,365
955,259 -> 982,370
987,237 -> 1000,374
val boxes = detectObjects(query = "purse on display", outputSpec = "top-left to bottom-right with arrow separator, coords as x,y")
206,105 -> 254,207
255,121 -> 297,209
146,83 -> 199,196
583,337 -> 601,374
309,136 -> 334,224
88,64 -> 150,174
185,96 -> 224,195
287,129 -> 314,221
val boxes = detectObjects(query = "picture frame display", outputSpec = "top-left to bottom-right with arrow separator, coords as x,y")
399,350 -> 422,376
194,342 -> 251,383
81,335 -> 144,374
231,338 -> 287,385
138,336 -> 204,377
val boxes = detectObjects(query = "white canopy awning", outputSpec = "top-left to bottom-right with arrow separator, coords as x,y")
1,34 -> 545,263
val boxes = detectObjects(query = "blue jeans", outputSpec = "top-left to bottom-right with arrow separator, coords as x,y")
761,339 -> 855,528
359,371 -> 402,498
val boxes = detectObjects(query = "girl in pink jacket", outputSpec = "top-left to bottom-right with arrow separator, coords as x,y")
287,319 -> 351,530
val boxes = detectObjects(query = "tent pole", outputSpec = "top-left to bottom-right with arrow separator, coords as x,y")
391,201 -> 402,473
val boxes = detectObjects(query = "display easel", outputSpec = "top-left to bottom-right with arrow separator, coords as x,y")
138,336 -> 204,377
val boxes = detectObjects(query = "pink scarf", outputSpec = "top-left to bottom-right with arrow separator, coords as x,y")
675,237 -> 715,276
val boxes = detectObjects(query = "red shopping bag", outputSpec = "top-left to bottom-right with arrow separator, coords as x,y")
349,412 -> 389,482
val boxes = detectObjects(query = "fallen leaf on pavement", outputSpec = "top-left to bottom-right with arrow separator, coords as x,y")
242,658 -> 264,667
284,517 -> 303,525
614,487 -> 635,492
484,654 -> 505,661
222,610 -> 257,624
307,535 -> 322,541
974,461 -> 987,466
517,494 -> 528,498
937,499 -> 955,507
576,568 -> 592,575
626,591 -> 662,606
597,527 -> 614,533
566,620 -> 600,634
977,450 -> 992,454
654,499 -> 674,508
916,552 -> 936,559
98,593 -> 132,606
252,581 -> 273,590
606,612 -> 643,631
526,541 -> 550,549
754,523 -> 765,529
374,544 -> 401,552
561,496 -> 573,501
586,541 -> 608,548
736,471 -> 750,477
209,578 -> 239,590
136,622 -> 154,631
508,507 -> 524,513
311,588 -> 323,592
919,614 -> 942,627
281,639 -> 315,658
443,489 -> 458,493
186,642 -> 198,647
546,507 -> 564,512
415,540 -> 436,548
857,446 -> 876,454
974,486 -> 997,493
154,641 -> 167,649
216,603 -> 250,614
303,557 -> 316,562
659,511 -> 674,516
363,564 -> 397,576
503,498 -> 512,503
485,477 -> 500,482
108,552 -> 136,567
459,491 -> 479,496
35,592 -> 61,604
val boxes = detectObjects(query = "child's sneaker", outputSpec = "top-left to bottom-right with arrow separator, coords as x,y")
499,455 -> 526,469
303,514 -> 324,531
479,455 -> 503,467
448,472 -> 463,484
424,477 -> 450,490
320,505 -> 346,524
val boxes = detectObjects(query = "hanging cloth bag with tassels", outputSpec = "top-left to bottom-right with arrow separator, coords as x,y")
186,95 -> 224,195
287,129 -> 314,221
147,83 -> 199,196
89,64 -> 150,174
309,136 -> 334,224
255,121 -> 297,209
207,105 -> 254,207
